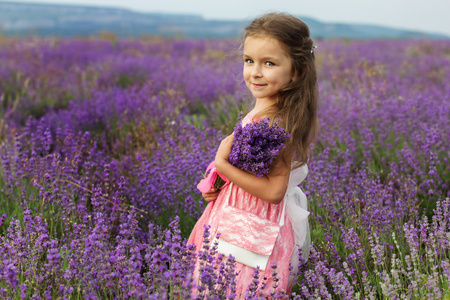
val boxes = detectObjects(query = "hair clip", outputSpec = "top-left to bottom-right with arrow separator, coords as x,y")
311,44 -> 318,54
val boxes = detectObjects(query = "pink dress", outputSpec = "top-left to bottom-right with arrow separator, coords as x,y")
188,113 -> 310,298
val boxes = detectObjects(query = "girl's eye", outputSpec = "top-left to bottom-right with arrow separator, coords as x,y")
265,61 -> 275,66
245,59 -> 254,64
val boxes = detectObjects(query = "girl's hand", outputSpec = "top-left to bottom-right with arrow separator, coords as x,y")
215,134 -> 234,167
202,187 -> 220,202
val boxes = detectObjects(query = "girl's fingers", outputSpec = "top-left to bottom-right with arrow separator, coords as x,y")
216,134 -> 234,162
203,193 -> 220,198
202,191 -> 220,202
204,196 -> 217,202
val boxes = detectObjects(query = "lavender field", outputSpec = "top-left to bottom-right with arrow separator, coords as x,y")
0,37 -> 449,299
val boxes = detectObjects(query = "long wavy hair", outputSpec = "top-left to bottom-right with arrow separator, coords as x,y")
243,12 -> 319,169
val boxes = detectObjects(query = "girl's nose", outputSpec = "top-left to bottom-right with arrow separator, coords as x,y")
251,64 -> 262,78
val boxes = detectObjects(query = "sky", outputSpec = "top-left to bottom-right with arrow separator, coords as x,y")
8,0 -> 450,37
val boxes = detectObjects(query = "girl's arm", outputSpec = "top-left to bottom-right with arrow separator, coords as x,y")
214,134 -> 290,205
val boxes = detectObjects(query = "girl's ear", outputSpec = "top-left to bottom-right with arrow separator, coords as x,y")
290,67 -> 299,83
291,72 -> 297,83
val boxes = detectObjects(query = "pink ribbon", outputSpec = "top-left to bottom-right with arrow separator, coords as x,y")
197,161 -> 230,193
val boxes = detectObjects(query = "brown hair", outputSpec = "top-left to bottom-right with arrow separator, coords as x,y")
244,12 -> 319,169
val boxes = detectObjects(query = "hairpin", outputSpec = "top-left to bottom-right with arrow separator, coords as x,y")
311,44 -> 318,54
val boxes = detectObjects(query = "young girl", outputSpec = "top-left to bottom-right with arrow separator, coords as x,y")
188,12 -> 318,296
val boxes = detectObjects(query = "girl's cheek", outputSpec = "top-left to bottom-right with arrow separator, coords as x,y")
243,68 -> 249,80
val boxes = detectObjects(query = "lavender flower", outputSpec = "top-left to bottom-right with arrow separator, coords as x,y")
229,114 -> 289,178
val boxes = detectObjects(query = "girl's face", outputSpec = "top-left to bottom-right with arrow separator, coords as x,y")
243,35 -> 293,105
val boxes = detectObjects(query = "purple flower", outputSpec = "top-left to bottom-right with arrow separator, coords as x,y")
229,114 -> 289,178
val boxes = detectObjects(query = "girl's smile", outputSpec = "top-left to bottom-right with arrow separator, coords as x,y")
243,35 -> 293,107
252,83 -> 267,88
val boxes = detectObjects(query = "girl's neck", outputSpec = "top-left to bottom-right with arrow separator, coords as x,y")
250,97 -> 277,116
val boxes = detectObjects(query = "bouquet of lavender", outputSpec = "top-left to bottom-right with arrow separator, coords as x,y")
228,115 -> 289,178
198,114 -> 289,192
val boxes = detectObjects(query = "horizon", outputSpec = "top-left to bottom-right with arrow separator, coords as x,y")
3,0 -> 450,37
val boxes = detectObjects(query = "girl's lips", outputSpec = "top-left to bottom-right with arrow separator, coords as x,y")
252,83 -> 266,88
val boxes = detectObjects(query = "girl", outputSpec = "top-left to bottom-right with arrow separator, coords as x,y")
188,12 -> 318,297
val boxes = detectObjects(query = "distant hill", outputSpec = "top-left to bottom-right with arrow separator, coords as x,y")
0,1 -> 448,39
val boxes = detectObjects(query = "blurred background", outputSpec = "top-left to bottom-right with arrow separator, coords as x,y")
1,0 -> 449,39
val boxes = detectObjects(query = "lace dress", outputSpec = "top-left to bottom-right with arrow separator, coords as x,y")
187,113 -> 310,297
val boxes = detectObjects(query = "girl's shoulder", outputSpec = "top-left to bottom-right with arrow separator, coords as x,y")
251,114 -> 262,123
241,112 -> 260,126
